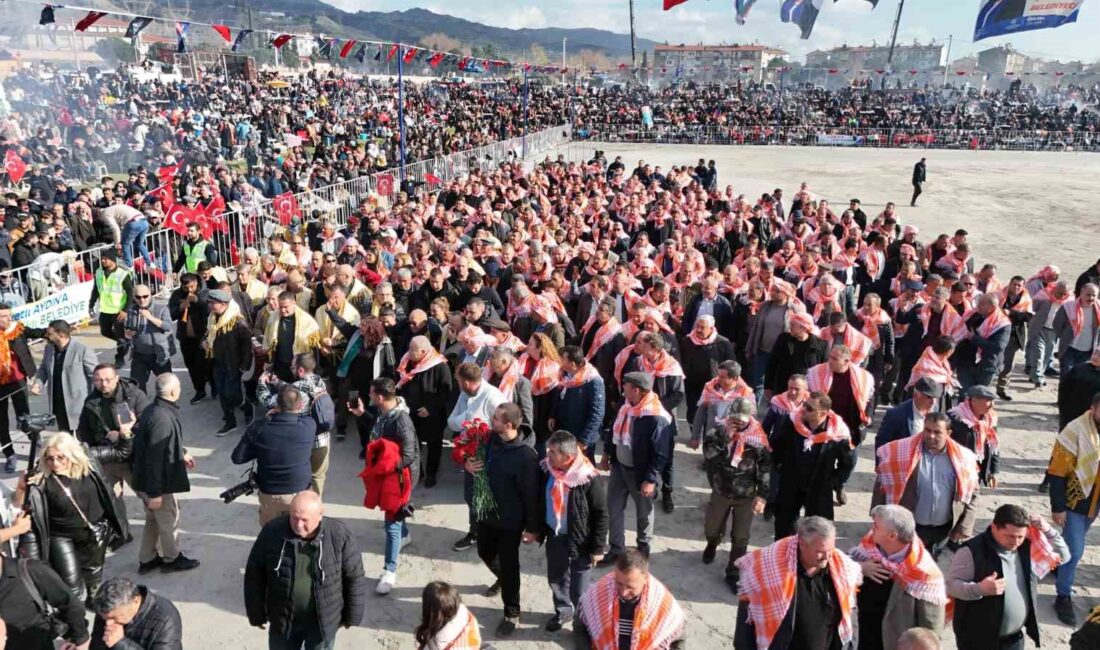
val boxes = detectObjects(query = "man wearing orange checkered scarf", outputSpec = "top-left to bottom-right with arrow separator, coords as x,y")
850,505 -> 946,650
734,516 -> 863,650
874,412 -> 980,555
578,549 -> 685,649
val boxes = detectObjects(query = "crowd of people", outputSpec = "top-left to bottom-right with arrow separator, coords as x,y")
0,136 -> 1096,649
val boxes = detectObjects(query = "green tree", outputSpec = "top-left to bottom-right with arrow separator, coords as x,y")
94,37 -> 137,65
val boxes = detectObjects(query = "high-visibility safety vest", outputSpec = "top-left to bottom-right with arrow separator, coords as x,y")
95,267 -> 130,315
182,240 -> 210,273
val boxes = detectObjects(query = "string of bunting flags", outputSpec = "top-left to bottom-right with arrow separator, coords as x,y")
25,0 -> 579,74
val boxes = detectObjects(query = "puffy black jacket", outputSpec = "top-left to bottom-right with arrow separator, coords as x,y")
231,413 -> 315,495
90,586 -> 182,650
244,516 -> 367,644
483,426 -> 541,533
372,400 -> 419,487
541,473 -> 609,560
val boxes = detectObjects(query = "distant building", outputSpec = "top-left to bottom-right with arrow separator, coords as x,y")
653,44 -> 787,84
978,44 -> 1029,76
806,41 -> 946,72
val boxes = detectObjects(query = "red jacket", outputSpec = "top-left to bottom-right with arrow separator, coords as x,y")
359,437 -> 411,517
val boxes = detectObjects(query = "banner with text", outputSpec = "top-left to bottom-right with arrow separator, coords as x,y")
12,282 -> 94,329
974,0 -> 1084,41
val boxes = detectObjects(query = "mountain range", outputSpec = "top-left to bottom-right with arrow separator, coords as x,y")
172,1 -> 660,59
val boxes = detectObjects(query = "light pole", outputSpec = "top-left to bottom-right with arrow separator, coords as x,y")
628,0 -> 637,67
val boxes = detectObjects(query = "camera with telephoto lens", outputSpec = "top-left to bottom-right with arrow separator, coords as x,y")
19,413 -> 56,435
220,472 -> 259,504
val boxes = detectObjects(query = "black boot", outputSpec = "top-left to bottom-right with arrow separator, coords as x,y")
702,540 -> 718,564
661,489 -> 675,513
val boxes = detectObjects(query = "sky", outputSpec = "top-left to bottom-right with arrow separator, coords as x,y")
319,0 -> 1100,63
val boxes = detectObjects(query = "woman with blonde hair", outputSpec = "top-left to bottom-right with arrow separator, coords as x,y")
520,332 -> 561,457
14,431 -> 127,603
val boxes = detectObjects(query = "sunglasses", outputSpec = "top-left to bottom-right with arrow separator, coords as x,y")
135,295 -> 151,299
45,455 -> 69,463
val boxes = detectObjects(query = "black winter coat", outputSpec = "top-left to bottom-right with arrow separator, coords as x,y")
131,398 -> 191,498
90,586 -> 182,650
76,379 -> 149,466
541,473 -> 609,560
372,402 -> 420,487
483,426 -> 541,533
244,516 -> 367,644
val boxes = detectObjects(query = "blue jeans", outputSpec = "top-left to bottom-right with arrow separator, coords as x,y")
268,625 -> 333,650
121,218 -> 152,268
1056,511 -> 1095,597
750,350 -> 771,403
383,518 -> 408,572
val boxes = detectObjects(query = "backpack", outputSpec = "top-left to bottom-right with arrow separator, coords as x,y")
310,390 -> 336,434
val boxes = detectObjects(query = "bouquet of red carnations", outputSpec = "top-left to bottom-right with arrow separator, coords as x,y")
452,418 -> 498,521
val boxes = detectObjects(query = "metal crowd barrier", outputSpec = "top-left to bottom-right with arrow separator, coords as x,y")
4,124 -> 574,310
576,125 -> 1098,152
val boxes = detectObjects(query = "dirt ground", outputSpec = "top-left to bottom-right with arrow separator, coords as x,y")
7,145 -> 1100,649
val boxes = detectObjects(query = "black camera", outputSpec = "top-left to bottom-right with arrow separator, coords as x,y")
19,413 -> 56,435
219,472 -> 259,504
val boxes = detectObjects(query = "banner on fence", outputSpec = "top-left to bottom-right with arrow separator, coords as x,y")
974,0 -> 1084,41
13,281 -> 94,329
815,133 -> 866,146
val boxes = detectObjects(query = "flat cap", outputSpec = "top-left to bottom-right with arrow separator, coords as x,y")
967,385 -> 997,401
912,377 -> 944,399
207,289 -> 232,303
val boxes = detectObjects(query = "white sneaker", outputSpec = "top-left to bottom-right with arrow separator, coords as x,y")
400,530 -> 412,550
375,570 -> 397,595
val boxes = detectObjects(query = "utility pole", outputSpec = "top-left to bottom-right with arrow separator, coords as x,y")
885,0 -> 906,88
562,37 -> 567,87
941,34 -> 953,87
628,0 -> 637,67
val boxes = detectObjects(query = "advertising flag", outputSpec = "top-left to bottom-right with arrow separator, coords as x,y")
974,0 -> 1084,41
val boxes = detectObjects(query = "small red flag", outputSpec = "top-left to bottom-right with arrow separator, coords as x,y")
429,52 -> 444,67
272,34 -> 294,49
376,174 -> 395,197
157,163 -> 180,182
403,47 -> 418,64
386,44 -> 399,61
147,181 -> 175,210
339,40 -> 357,59
164,204 -> 195,237
663,0 -> 690,8
273,191 -> 300,226
4,150 -> 27,185
212,24 -> 232,43
424,173 -> 442,186
75,11 -> 107,31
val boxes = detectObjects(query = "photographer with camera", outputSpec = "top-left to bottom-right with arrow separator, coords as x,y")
131,373 -> 199,575
352,377 -> 417,596
76,363 -> 149,544
28,321 -> 97,434
231,385 -> 316,526
14,432 -> 128,605
0,302 -> 50,474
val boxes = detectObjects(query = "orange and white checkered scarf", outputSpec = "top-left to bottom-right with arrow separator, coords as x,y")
698,375 -> 753,407
918,303 -> 968,342
540,452 -> 598,535
820,325 -> 874,365
905,346 -> 958,390
578,572 -> 685,650
769,392 -> 804,416
789,407 -> 853,450
613,344 -> 638,386
519,352 -> 560,396
640,349 -> 684,378
582,315 -> 622,360
0,322 -> 25,385
735,536 -> 862,650
1067,298 -> 1100,339
728,418 -> 771,466
612,391 -> 671,447
807,363 -> 875,425
949,400 -> 999,458
855,305 -> 891,350
394,348 -> 447,389
874,434 -> 980,506
1028,524 -> 1063,580
486,359 -> 522,402
975,308 -> 1012,340
429,605 -> 481,650
849,532 -> 947,606
1003,288 -> 1034,315
559,362 -> 600,391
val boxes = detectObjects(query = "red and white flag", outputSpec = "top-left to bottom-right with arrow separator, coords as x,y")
376,174 -> 395,197
424,173 -> 443,186
4,150 -> 27,185
273,191 -> 300,226
165,204 -> 197,237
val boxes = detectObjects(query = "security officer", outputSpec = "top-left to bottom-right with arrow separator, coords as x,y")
173,221 -> 217,274
89,249 -> 134,366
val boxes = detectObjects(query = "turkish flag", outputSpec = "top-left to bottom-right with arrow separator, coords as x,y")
165,204 -> 196,236
386,44 -> 399,61
403,47 -> 418,64
664,0 -> 689,9
157,163 -> 180,183
212,24 -> 232,43
376,174 -> 395,197
273,191 -> 300,226
203,195 -> 228,233
4,150 -> 27,185
424,173 -> 443,186
148,181 -> 175,210
339,40 -> 357,59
